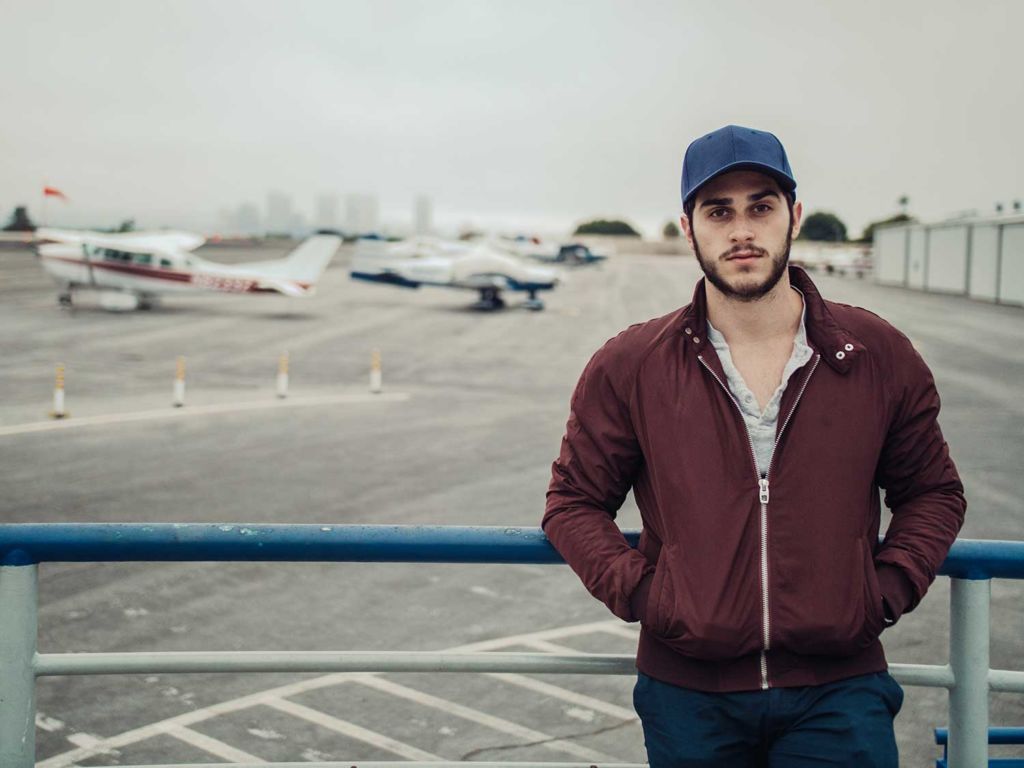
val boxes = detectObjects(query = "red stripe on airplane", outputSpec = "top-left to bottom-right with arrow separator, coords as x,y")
40,254 -> 312,292
42,254 -> 193,282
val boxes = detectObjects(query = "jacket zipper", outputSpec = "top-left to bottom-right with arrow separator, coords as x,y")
699,352 -> 821,690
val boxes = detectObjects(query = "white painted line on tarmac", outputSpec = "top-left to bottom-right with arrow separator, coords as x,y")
35,712 -> 66,732
36,677 -> 364,768
265,696 -> 441,761
39,619 -> 633,767
353,676 -> 619,763
0,392 -> 410,437
65,732 -> 104,749
594,623 -> 641,642
164,723 -> 266,763
520,637 -> 588,654
448,619 -> 630,653
489,673 -> 637,721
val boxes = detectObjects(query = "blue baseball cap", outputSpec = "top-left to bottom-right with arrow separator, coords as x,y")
681,125 -> 796,209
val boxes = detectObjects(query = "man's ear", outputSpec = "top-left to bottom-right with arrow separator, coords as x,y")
680,214 -> 696,254
790,200 -> 803,240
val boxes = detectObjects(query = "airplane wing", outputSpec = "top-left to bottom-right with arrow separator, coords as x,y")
35,228 -> 206,253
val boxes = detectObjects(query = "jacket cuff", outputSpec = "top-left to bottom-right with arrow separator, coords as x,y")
628,571 -> 655,623
876,563 -> 915,623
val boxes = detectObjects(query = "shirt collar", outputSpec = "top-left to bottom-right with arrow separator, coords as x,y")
705,286 -> 808,351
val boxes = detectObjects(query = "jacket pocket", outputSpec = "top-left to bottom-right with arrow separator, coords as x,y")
776,537 -> 886,657
641,547 -> 672,637
642,543 -> 762,660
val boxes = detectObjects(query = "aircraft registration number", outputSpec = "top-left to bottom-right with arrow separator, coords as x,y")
192,275 -> 255,293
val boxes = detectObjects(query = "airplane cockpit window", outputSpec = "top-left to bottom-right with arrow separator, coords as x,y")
159,258 -> 173,269
133,253 -> 152,266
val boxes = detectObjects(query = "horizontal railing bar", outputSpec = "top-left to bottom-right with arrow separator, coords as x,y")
40,660 -> 969,732
989,669 -> 1024,692
87,763 -> 647,768
34,651 -> 976,693
889,662 -> 955,689
934,726 -> 1024,744
0,524 -> 573,566
35,650 -> 638,677
3,524 -> 1023,578
940,538 -> 1024,579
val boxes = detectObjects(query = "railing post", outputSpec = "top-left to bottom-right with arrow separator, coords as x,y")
0,564 -> 38,768
947,577 -> 990,768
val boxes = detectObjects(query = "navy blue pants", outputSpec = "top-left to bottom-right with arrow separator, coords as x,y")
634,671 -> 904,767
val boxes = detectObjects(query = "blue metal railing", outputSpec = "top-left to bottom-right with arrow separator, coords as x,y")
2,524 -> 1023,768
0,524 -> 576,565
3,524 -> 1024,576
935,728 -> 1024,767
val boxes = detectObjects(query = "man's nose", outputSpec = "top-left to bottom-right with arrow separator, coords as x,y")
729,219 -> 755,243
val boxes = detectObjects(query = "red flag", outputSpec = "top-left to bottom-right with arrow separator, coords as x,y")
43,186 -> 68,201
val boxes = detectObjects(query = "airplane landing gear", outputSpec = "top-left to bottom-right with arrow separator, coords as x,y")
472,287 -> 505,311
521,289 -> 545,311
58,291 -> 73,309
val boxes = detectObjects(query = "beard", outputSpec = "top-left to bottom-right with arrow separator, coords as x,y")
692,226 -> 793,303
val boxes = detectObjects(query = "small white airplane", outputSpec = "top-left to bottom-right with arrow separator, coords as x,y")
350,236 -> 559,310
30,229 -> 340,310
493,236 -> 610,266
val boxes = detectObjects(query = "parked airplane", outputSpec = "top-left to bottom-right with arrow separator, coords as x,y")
536,242 -> 609,266
350,236 -> 559,310
32,229 -> 340,310
492,236 -> 609,266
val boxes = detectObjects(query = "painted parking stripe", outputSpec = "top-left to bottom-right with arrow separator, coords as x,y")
489,672 -> 636,721
39,619 -> 636,767
353,676 -> 619,763
265,696 -> 442,761
449,619 -> 629,653
0,392 -> 410,438
521,638 -> 591,654
37,680 -> 357,768
163,724 -> 265,763
65,732 -> 104,749
595,623 -> 641,642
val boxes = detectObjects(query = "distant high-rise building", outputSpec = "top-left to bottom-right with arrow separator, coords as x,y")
315,194 -> 339,230
414,195 -> 433,235
235,202 -> 262,235
266,191 -> 293,234
219,202 -> 262,235
345,193 -> 379,234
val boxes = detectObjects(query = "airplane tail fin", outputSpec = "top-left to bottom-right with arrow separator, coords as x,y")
277,235 -> 341,283
216,235 -> 341,296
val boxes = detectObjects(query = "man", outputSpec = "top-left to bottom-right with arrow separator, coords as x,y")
543,125 -> 965,766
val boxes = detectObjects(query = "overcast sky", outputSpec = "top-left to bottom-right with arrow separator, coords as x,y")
2,0 -> 1021,237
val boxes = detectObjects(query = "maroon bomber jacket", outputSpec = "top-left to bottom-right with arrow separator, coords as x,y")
543,267 -> 966,693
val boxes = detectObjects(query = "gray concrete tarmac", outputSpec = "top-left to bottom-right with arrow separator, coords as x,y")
1,243 -> 1021,765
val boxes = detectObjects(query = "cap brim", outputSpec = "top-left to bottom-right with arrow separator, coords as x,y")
684,161 -> 797,208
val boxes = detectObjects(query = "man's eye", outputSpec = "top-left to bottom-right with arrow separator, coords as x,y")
709,208 -> 730,219
753,204 -> 772,214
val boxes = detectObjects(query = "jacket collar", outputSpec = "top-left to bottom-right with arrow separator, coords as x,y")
677,266 -> 862,374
